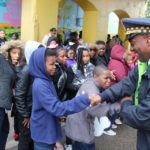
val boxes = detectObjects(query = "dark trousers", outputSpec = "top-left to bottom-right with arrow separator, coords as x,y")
0,108 -> 9,150
109,113 -> 119,124
14,113 -> 20,134
18,116 -> 33,150
104,113 -> 118,131
66,136 -> 72,145
72,141 -> 95,150
11,105 -> 20,134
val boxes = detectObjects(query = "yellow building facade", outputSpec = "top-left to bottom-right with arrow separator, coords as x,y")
21,0 -> 147,43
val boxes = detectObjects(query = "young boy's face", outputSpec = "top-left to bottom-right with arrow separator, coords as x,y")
95,70 -> 111,89
45,56 -> 56,76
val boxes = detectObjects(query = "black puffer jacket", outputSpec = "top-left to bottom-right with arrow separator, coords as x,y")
96,54 -> 109,67
0,54 -> 16,110
52,63 -> 67,101
15,65 -> 34,117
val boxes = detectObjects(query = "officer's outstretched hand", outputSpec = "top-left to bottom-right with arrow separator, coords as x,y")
88,94 -> 102,106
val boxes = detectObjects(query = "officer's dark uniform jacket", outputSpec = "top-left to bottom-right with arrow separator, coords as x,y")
101,65 -> 150,150
15,65 -> 33,118
0,54 -> 16,110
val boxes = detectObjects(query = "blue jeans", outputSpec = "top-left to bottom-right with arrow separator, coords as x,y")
34,141 -> 54,150
72,141 -> 95,150
0,108 -> 9,150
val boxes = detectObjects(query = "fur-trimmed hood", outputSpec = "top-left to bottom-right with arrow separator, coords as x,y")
0,40 -> 25,60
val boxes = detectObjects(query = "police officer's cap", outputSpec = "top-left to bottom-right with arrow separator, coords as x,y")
122,18 -> 150,41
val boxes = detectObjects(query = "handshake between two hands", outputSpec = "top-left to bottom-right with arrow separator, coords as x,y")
88,94 -> 102,106
88,94 -> 133,107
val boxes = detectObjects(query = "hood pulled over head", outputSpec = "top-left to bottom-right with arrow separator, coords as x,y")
29,47 -> 51,80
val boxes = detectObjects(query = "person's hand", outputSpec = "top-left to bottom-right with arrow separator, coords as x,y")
22,118 -> 30,128
54,142 -> 64,150
110,70 -> 116,80
88,94 -> 102,106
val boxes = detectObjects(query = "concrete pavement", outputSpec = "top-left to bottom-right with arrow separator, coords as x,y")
95,124 -> 136,150
6,117 -> 136,150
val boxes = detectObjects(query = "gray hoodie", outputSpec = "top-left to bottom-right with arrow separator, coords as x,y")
64,78 -> 110,144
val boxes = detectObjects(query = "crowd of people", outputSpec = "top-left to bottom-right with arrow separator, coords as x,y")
0,17 -> 150,150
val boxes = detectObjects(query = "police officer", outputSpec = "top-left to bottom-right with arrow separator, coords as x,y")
99,18 -> 150,150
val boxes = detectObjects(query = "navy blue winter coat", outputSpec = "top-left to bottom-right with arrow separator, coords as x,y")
101,65 -> 150,150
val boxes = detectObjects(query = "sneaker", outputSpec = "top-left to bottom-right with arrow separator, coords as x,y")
13,132 -> 20,141
94,116 -> 111,137
115,119 -> 122,125
112,124 -> 117,129
65,144 -> 72,150
103,129 -> 116,136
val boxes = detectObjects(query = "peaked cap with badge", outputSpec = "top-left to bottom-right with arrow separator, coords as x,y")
122,18 -> 150,41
